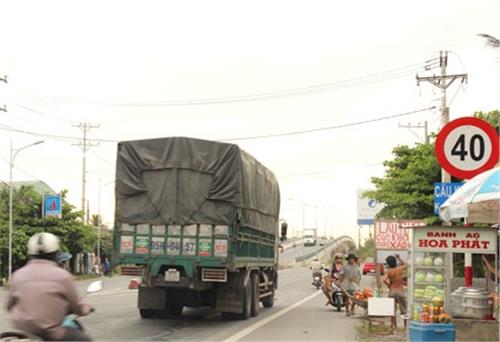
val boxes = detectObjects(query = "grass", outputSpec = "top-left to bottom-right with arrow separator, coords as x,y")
356,319 -> 406,342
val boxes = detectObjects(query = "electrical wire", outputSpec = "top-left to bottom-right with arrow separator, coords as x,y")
46,63 -> 425,107
221,107 -> 436,141
89,150 -> 115,168
0,106 -> 435,143
8,100 -> 77,124
0,155 -> 42,180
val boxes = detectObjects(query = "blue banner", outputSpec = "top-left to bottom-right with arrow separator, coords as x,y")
434,182 -> 463,215
44,194 -> 62,218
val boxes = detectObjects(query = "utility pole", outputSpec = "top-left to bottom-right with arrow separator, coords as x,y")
73,122 -> 99,223
417,50 -> 468,182
398,121 -> 429,144
1,74 -> 7,112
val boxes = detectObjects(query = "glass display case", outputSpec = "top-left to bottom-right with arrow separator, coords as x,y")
410,251 -> 449,322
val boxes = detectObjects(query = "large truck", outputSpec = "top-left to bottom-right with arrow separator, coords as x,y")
303,228 -> 317,246
113,137 -> 282,320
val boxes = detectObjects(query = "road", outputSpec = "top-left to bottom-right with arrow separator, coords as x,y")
279,239 -> 330,265
0,267 -> 372,341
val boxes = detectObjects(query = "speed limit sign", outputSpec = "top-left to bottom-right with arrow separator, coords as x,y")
435,117 -> 499,179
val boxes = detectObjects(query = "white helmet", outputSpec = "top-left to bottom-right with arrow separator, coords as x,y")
313,256 -> 319,261
27,232 -> 60,256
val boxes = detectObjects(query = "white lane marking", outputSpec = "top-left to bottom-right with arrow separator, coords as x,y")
89,287 -> 131,297
223,290 -> 322,342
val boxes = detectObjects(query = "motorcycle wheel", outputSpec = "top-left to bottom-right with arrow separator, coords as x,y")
335,294 -> 343,312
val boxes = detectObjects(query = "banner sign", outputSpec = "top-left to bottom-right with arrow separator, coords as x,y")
357,189 -> 385,225
43,194 -> 62,218
434,182 -> 463,215
375,220 -> 426,250
413,227 -> 497,253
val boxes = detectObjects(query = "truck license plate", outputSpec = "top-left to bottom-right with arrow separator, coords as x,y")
165,269 -> 180,282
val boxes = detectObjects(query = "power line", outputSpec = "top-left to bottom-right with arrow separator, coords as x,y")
45,63 -> 425,107
0,106 -> 435,144
0,155 -> 41,181
221,107 -> 436,141
90,150 -> 115,168
8,100 -> 76,124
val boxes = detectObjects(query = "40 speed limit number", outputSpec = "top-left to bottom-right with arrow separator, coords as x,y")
435,117 -> 499,179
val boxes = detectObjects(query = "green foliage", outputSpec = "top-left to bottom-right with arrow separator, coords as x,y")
473,110 -> 500,128
358,237 -> 375,261
365,143 -> 441,221
365,109 -> 499,223
0,186 -> 97,276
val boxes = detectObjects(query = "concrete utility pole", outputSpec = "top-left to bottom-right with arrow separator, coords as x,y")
8,140 -> 44,281
1,74 -> 7,112
417,50 -> 468,182
73,122 -> 99,223
399,121 -> 430,144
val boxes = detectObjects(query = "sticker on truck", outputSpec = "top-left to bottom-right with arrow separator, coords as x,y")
198,239 -> 212,256
199,224 -> 213,237
151,237 -> 165,255
168,225 -> 181,235
166,238 -> 181,255
182,238 -> 196,256
120,236 -> 134,254
152,225 -> 166,235
214,239 -> 228,257
136,223 -> 150,235
135,236 -> 149,254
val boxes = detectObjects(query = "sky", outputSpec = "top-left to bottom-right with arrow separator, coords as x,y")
0,1 -> 499,242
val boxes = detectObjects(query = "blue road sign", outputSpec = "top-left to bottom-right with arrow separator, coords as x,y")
434,182 -> 463,215
44,194 -> 62,218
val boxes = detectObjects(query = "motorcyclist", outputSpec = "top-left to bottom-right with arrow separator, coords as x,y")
309,256 -> 323,284
6,232 -> 94,341
330,254 -> 344,281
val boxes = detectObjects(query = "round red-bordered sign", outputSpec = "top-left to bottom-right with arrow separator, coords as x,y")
435,117 -> 499,179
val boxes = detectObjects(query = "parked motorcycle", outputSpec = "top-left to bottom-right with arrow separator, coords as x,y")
323,269 -> 345,312
0,280 -> 102,341
330,274 -> 344,312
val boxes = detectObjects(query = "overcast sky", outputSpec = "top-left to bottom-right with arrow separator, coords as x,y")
0,1 -> 499,241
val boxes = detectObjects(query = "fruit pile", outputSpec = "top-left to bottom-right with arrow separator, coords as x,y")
413,297 -> 451,323
415,271 -> 445,283
414,286 -> 445,301
415,256 -> 444,267
353,288 -> 373,300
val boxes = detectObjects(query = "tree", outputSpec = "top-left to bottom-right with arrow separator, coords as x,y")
357,237 -> 375,261
365,110 -> 499,223
473,110 -> 500,128
365,143 -> 441,221
0,186 -> 96,277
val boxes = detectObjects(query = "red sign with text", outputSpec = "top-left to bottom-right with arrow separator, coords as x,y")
375,220 -> 426,250
413,227 -> 497,253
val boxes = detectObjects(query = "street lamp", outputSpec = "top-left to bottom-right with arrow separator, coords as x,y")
8,140 -> 44,281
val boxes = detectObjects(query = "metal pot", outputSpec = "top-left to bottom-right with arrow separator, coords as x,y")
450,287 -> 493,319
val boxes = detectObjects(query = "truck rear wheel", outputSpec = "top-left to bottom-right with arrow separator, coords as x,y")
165,297 -> 183,318
140,309 -> 163,319
221,278 -> 252,320
250,273 -> 260,317
262,287 -> 275,308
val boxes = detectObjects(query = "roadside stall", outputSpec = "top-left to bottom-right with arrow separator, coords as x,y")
408,225 -> 499,341
374,219 -> 425,294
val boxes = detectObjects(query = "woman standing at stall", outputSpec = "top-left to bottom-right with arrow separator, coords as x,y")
339,253 -> 361,316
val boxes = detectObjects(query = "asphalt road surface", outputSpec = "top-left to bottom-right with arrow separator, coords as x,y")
0,267 -> 372,341
279,239 -> 330,265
